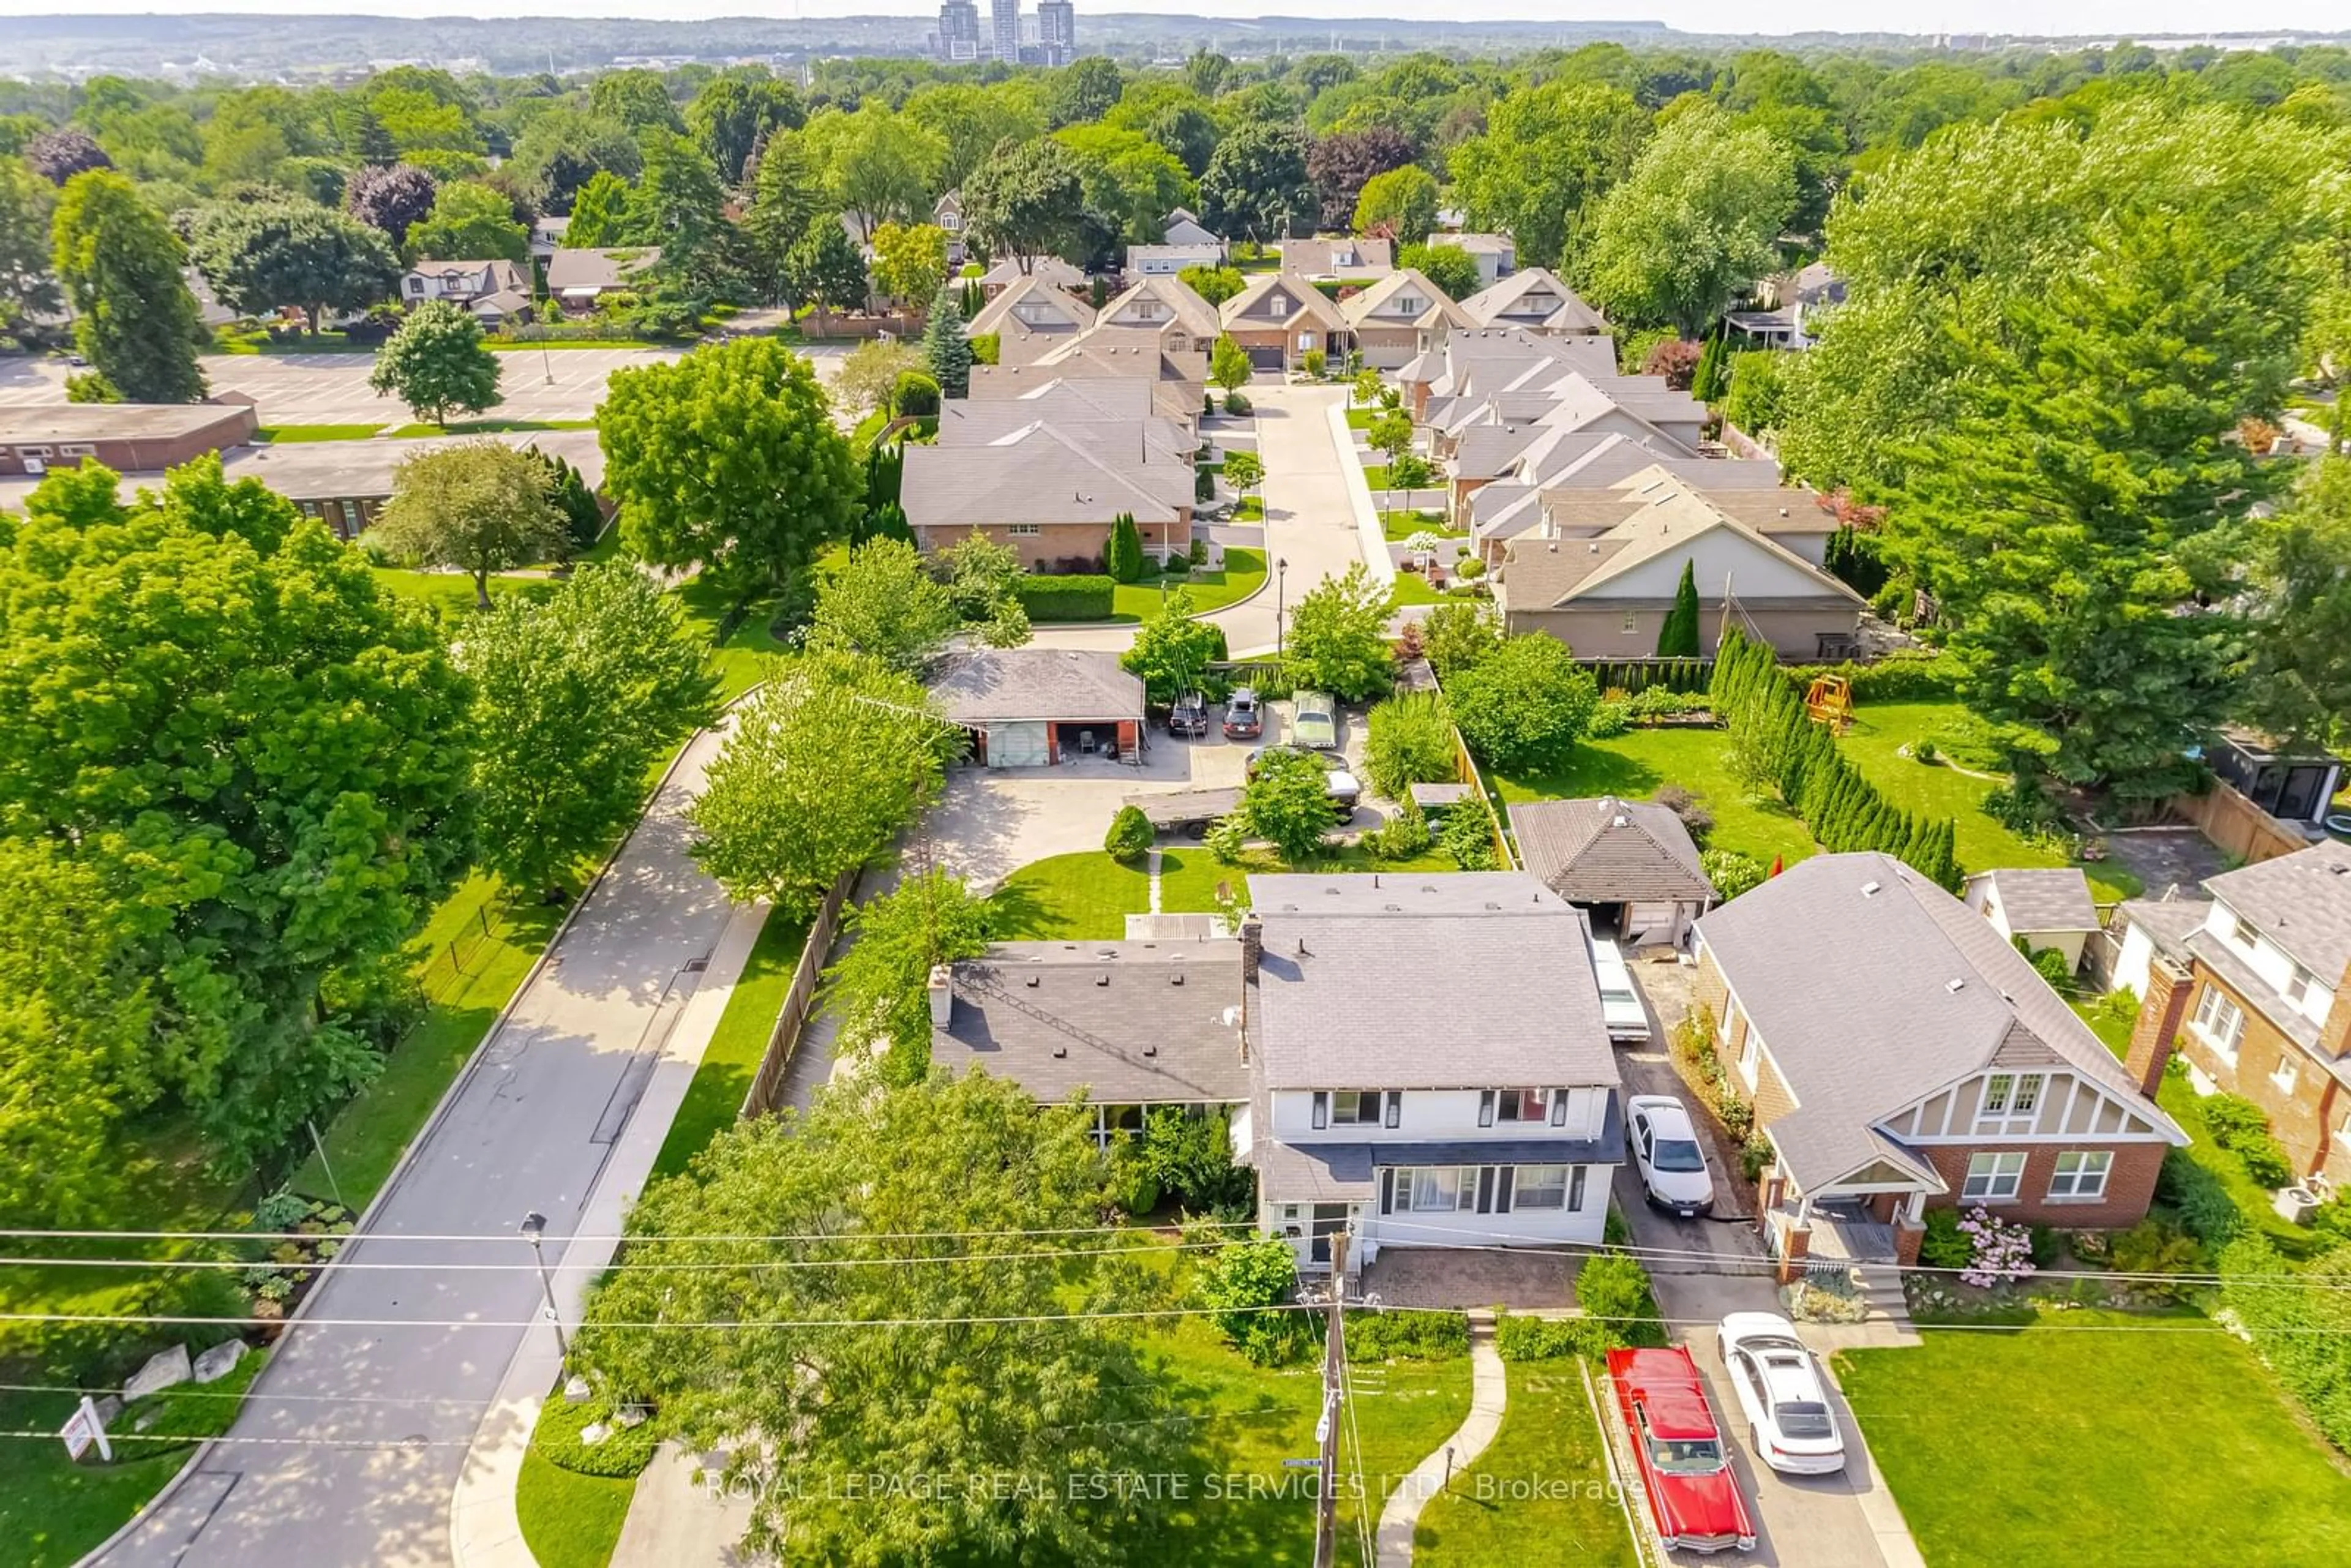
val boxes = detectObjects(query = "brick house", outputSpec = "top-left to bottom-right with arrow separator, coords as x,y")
1217,274 -> 1347,373
1,402 -> 258,478
2112,840 -> 2351,1190
899,418 -> 1195,570
1693,852 -> 2186,1280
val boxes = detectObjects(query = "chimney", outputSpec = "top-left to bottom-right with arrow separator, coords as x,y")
926,964 -> 954,1027
1239,917 -> 1262,983
2126,955 -> 2194,1100
2320,958 -> 2351,1063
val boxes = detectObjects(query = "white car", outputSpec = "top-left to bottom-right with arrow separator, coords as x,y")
1717,1313 -> 1848,1475
1629,1095 -> 1715,1218
1589,937 -> 1650,1043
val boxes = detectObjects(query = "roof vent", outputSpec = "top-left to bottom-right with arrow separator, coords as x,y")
1052,1045 -> 1068,1059
2332,863 -> 2349,876
1144,1044 -> 1158,1057
1861,880 -> 1881,897
1779,507 -> 1790,517
1297,939 -> 1310,956
1613,814 -> 1629,828
1026,975 -> 1040,988
1095,973 -> 1110,986
1170,972 -> 1185,986
1946,978 -> 1966,992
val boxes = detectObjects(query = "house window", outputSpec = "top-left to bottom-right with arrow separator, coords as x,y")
1006,523 -> 1041,537
2271,1056 -> 2300,1097
1330,1090 -> 1385,1126
1738,1029 -> 1760,1087
2285,966 -> 2316,1008
406,277 -> 424,295
1622,612 -> 1639,634
1515,1165 -> 1568,1210
1962,1152 -> 2027,1202
941,213 -> 961,231
2047,1150 -> 2112,1202
1393,1167 -> 1474,1212
1568,1166 -> 1588,1210
58,445 -> 96,457
1976,1072 -> 2045,1133
1267,295 -> 1289,318
2191,986 -> 2246,1065
2232,915 -> 2260,950
1494,1088 -> 1548,1123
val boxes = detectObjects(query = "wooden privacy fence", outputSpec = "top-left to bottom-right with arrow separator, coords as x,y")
740,870 -> 858,1119
2169,781 -> 2307,867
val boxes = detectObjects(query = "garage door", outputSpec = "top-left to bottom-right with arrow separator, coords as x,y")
983,721 -> 1049,768
1245,343 -> 1283,372
1623,901 -> 1680,945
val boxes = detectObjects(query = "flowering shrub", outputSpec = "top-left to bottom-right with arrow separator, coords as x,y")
1956,1204 -> 2037,1288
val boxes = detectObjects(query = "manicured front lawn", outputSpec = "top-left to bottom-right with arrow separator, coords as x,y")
384,418 -> 598,437
256,422 -> 384,442
1381,509 -> 1457,542
1111,547 -> 1267,622
213,325 -> 376,354
1387,573 -> 1451,608
648,906 -> 810,1181
1415,1364 -> 1638,1566
368,566 -> 556,616
1346,407 -> 1379,430
515,1403 -> 639,1568
1836,1310 -> 2351,1568
1231,497 -> 1265,523
672,574 -> 796,702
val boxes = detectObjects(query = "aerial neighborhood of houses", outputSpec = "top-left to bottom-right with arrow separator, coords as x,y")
7,29 -> 2351,1568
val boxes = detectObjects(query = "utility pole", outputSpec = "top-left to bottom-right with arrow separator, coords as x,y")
1313,1229 -> 1349,1568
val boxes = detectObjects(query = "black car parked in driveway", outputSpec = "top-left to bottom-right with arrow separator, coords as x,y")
1223,687 -> 1263,740
1168,693 -> 1211,737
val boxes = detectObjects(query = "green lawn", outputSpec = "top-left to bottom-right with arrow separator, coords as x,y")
672,574 -> 796,702
1382,510 -> 1457,542
1494,699 -> 2135,897
486,338 -> 662,351
255,422 -> 384,442
1132,1314 -> 1471,1566
515,1403 -> 639,1568
992,846 -> 1458,941
1231,497 -> 1265,523
1837,1310 -> 2351,1568
0,1351 -> 267,1568
368,566 -> 557,616
1111,547 -> 1267,622
1346,407 -> 1379,430
648,906 -> 810,1181
384,418 -> 598,438
213,325 -> 375,354
1415,1363 -> 1638,1566
1387,574 -> 1450,608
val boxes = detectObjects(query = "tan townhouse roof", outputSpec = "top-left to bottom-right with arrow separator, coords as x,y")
546,247 -> 659,294
1337,268 -> 1477,333
1498,476 -> 1862,611
1458,267 -> 1610,334
1218,274 -> 1347,334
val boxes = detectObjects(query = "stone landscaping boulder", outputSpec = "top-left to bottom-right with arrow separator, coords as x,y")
615,1404 -> 648,1428
578,1421 -> 611,1446
563,1374 -> 593,1405
192,1339 -> 247,1384
123,1344 -> 191,1402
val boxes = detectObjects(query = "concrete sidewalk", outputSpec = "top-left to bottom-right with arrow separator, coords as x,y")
95,718 -> 749,1568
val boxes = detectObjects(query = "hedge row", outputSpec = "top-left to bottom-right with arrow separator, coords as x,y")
1581,656 -> 1714,695
1781,648 -> 1963,703
1713,629 -> 1964,890
1016,574 -> 1117,621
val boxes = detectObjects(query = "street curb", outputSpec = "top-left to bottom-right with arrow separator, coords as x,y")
1328,401 -> 1397,587
73,704 -> 740,1568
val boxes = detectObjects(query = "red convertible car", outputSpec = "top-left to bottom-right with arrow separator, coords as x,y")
1607,1346 -> 1758,1555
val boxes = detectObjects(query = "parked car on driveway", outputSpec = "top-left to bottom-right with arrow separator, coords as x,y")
1245,745 -> 1361,816
1629,1095 -> 1715,1218
1608,1346 -> 1758,1555
1291,690 -> 1339,750
1168,693 -> 1210,737
1589,937 -> 1651,1043
1717,1312 -> 1847,1475
1223,687 -> 1264,740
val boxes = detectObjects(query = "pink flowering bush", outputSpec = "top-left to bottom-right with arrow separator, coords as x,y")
1956,1204 -> 2037,1288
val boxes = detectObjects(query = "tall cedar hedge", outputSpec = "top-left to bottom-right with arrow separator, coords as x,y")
1708,629 -> 1963,890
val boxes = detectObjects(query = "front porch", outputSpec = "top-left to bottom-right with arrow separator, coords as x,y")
1761,1182 -> 1929,1286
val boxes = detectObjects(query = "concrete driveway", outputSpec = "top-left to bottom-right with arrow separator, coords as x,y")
1611,962 -> 1926,1568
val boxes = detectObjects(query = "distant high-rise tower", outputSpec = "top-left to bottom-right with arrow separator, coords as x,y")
936,0 -> 981,60
1038,0 -> 1075,66
989,0 -> 1021,63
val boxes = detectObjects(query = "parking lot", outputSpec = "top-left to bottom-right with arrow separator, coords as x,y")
0,342 -> 850,426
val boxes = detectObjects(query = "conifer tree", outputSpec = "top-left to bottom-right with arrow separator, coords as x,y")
922,286 -> 975,397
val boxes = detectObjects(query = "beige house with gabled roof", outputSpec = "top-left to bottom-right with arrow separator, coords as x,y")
1337,269 -> 1476,369
1494,468 -> 1863,659
1218,274 -> 1347,373
1458,267 -> 1610,337
966,274 -> 1097,361
900,418 -> 1196,570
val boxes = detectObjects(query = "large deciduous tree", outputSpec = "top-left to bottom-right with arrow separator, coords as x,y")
405,179 -> 530,264
572,1071 -> 1188,1562
368,438 -> 571,606
508,107 -> 642,216
963,137 -> 1090,269
25,126 -> 111,185
1447,82 -> 1650,271
0,458 -> 473,1157
369,298 -> 502,427
599,337 -> 859,598
186,199 -> 401,334
459,564 -> 716,899
1307,126 -> 1417,233
1352,164 -> 1438,242
1448,634 -> 1600,775
1573,104 -> 1796,337
805,536 -> 960,674
684,68 -> 804,185
1200,121 -> 1314,244
868,220 -> 948,307
588,69 -> 684,135
563,169 -> 631,247
738,129 -> 822,302
817,104 -> 946,243
1397,241 -> 1480,301
686,650 -> 954,913
51,168 -> 206,402
2238,458 -> 2351,751
343,161 -> 438,248
623,127 -> 727,262
0,156 -> 62,345
1120,588 -> 1228,703
1284,563 -> 1395,702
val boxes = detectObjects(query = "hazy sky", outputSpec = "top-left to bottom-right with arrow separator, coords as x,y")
0,0 -> 2331,39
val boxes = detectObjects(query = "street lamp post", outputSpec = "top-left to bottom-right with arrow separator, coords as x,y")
520,1211 -> 569,1360
1276,557 -> 1289,660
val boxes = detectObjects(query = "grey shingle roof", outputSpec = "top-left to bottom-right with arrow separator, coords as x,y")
1976,867 -> 2099,933
1695,853 -> 2183,1189
932,941 -> 1248,1105
926,649 -> 1144,724
2203,839 -> 2351,980
1246,872 -> 1620,1093
546,247 -> 658,292
1497,477 -> 1861,612
900,421 -> 1194,531
1509,798 -> 1715,905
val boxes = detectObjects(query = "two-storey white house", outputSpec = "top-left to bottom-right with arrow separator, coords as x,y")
1235,872 -> 1625,1273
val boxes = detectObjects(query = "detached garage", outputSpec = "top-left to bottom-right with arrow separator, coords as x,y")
928,648 -> 1147,769
1507,795 -> 1718,948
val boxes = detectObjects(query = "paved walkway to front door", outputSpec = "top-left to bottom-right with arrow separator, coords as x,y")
1373,1313 -> 1507,1566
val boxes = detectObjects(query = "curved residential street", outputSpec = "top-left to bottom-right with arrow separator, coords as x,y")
1032,381 -> 1371,656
